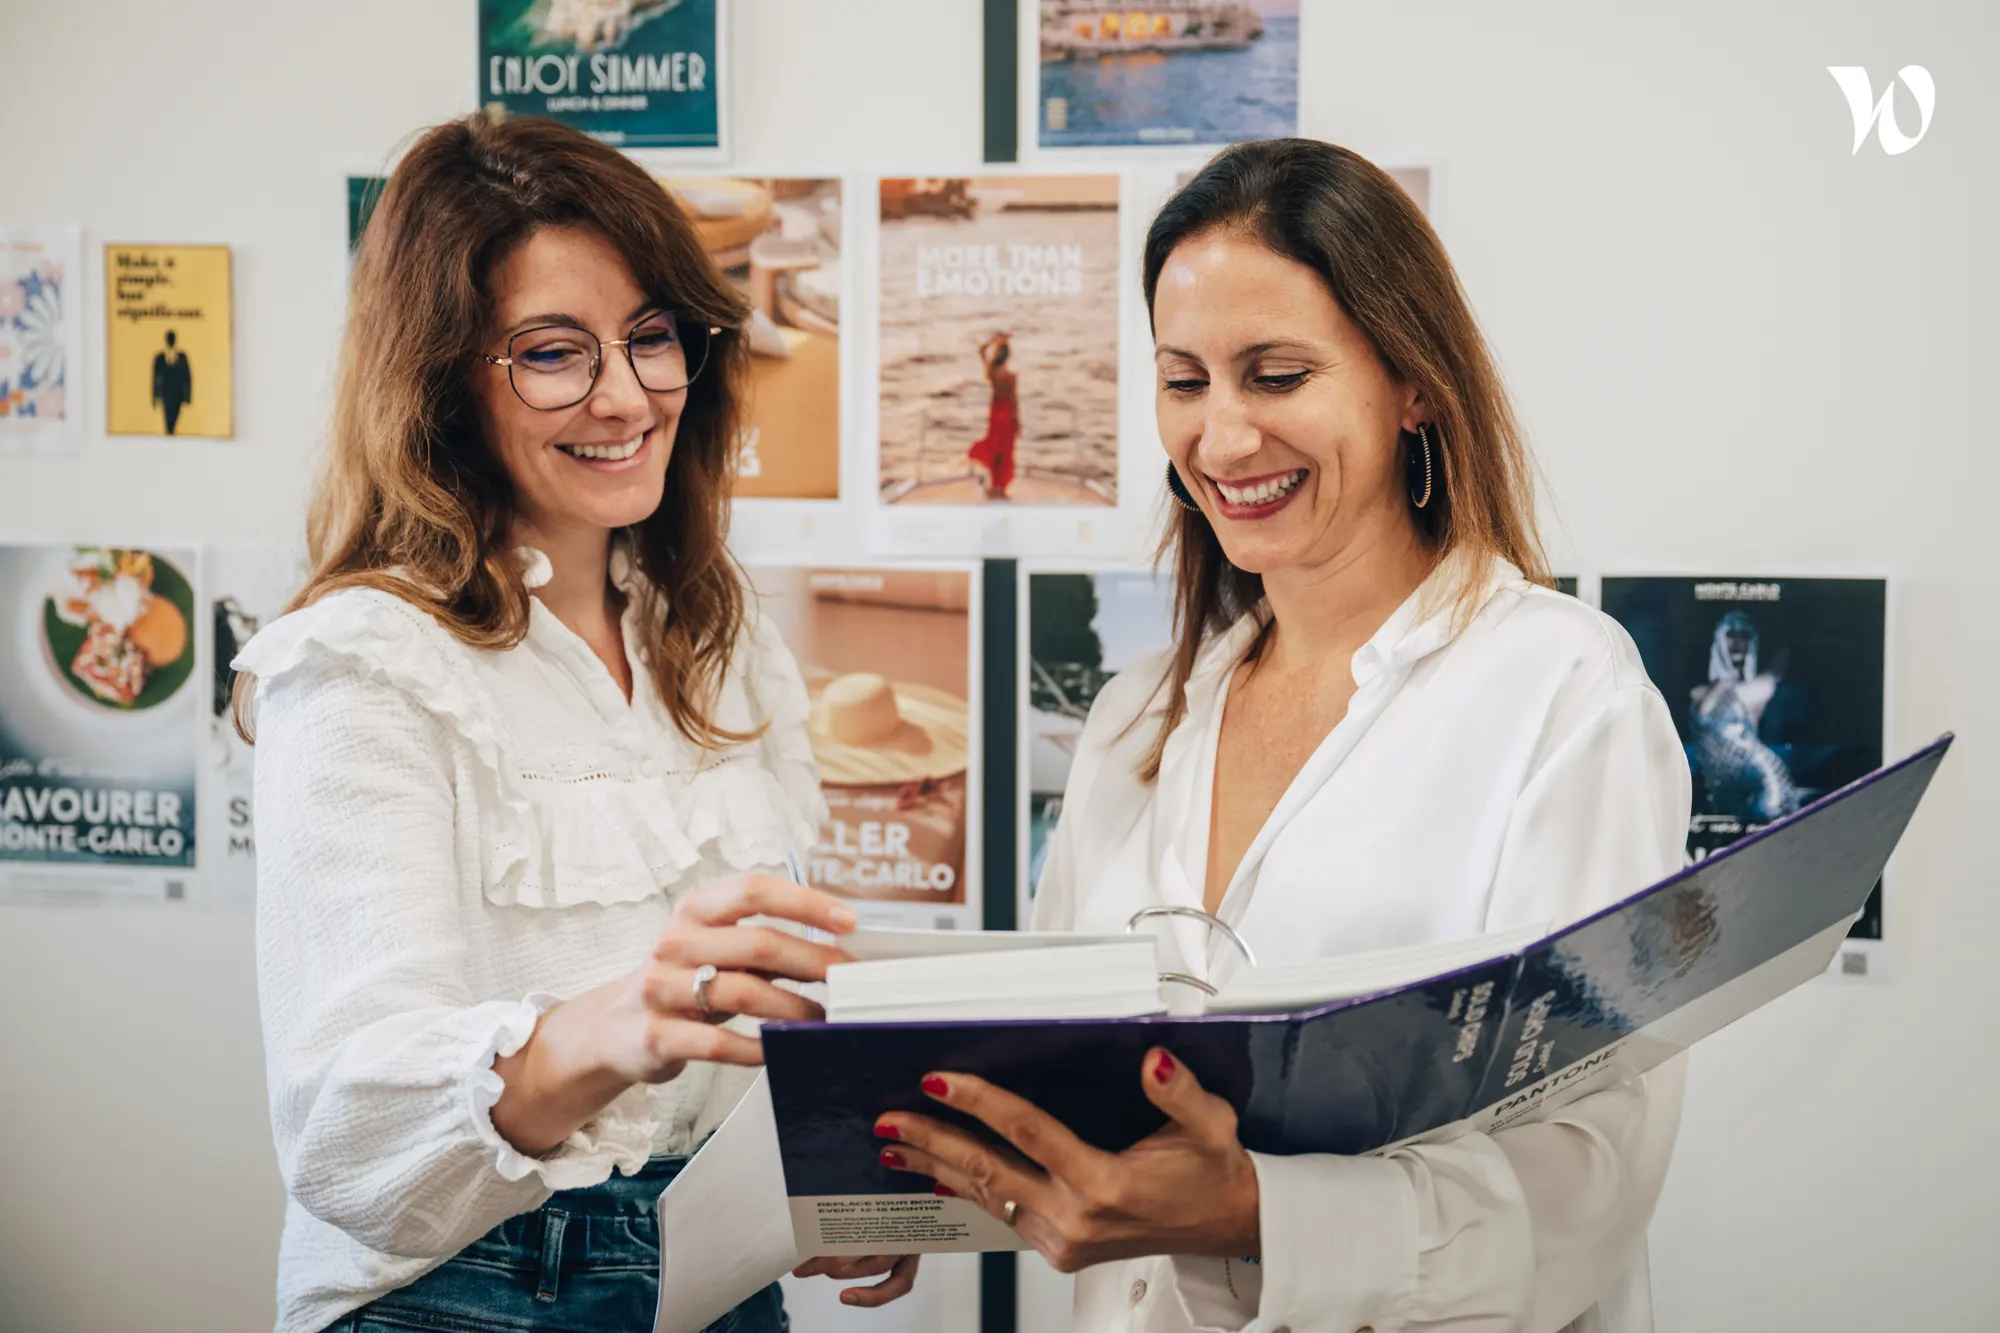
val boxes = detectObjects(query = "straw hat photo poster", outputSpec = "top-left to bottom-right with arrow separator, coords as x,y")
747,564 -> 980,928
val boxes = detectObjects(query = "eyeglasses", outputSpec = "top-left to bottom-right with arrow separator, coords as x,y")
484,310 -> 719,411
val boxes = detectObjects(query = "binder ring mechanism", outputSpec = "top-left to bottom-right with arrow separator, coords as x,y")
1125,906 -> 1258,997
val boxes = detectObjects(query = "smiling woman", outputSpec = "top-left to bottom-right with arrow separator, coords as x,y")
866,140 -> 1693,1333
225,112 -> 905,1333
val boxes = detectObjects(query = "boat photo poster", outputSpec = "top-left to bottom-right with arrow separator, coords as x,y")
1030,0 -> 1301,151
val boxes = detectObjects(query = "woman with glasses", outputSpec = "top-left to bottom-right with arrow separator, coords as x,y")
233,112 -> 910,1333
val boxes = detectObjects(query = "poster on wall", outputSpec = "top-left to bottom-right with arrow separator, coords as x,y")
1021,568 -> 1173,917
659,176 -> 841,499
1600,577 -> 1888,962
0,545 -> 199,904
876,175 -> 1119,511
479,0 -> 723,151
0,226 -> 84,458
202,545 -> 307,911
1035,1 -> 1299,149
104,244 -> 233,439
749,566 -> 979,928
348,176 -> 387,255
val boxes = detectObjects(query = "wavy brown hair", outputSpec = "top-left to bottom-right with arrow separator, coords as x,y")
1139,139 -> 1549,779
237,111 -> 753,746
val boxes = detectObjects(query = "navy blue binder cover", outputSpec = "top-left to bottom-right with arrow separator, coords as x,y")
763,736 -> 1950,1254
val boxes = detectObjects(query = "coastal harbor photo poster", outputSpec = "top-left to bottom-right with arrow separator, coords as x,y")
875,174 -> 1120,511
0,226 -> 84,458
0,544 -> 200,905
1601,576 -> 1888,952
747,564 -> 981,930
478,0 -> 725,152
1033,0 -> 1300,150
1020,566 -> 1173,919
658,176 -> 843,500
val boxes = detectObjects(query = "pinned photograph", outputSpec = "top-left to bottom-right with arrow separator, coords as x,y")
659,176 -> 842,499
748,566 -> 979,927
1038,0 -> 1300,148
1601,576 -> 1887,938
1023,568 -> 1173,912
877,175 -> 1119,507
0,545 -> 200,901
0,226 -> 83,457
105,244 -> 233,439
479,0 -> 722,150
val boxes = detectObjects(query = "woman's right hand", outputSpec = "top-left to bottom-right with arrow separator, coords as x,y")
490,875 -> 857,1155
603,873 -> 859,1083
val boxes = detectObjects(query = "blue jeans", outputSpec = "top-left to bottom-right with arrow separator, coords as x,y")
325,1156 -> 787,1333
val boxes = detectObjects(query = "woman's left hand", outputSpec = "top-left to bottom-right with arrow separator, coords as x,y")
872,1048 -> 1260,1273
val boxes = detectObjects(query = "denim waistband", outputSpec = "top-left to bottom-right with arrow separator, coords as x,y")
543,1153 -> 692,1215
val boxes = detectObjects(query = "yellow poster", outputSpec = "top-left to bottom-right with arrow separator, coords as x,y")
105,244 -> 233,438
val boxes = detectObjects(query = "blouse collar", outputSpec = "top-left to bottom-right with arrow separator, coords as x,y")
1181,546 -> 1524,705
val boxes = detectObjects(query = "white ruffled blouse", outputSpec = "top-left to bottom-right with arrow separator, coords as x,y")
238,547 -> 827,1333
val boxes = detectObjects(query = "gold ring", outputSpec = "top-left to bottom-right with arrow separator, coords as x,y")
1001,1199 -> 1019,1227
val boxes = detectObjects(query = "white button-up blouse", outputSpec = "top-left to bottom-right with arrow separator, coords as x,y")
1032,556 -> 1694,1333
237,548 -> 826,1333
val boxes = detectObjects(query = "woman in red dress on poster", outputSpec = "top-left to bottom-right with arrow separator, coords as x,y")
967,332 -> 1018,499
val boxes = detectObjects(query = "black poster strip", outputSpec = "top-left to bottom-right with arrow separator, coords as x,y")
982,0 -> 1020,163
979,557 -> 1019,1332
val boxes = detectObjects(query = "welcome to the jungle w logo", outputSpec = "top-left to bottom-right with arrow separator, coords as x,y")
1826,65 -> 1935,156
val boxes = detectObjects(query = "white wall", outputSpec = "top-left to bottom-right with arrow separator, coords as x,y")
2,2 -> 1995,1331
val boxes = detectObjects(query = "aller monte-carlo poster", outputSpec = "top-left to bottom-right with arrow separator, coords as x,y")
480,0 -> 723,150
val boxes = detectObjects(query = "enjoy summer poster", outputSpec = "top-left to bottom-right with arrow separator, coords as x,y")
480,0 -> 721,149
877,175 -> 1119,507
748,565 -> 978,929
0,544 -> 200,904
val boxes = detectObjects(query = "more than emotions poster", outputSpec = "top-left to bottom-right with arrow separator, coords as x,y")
104,244 -> 233,439
748,566 -> 977,929
877,175 -> 1119,507
480,0 -> 721,149
0,545 -> 199,904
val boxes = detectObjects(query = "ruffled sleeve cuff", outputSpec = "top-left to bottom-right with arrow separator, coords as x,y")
1170,1152 -> 1418,1333
467,993 -> 659,1190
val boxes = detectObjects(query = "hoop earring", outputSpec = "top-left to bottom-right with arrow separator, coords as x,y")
1409,424 -> 1435,510
1165,462 -> 1202,514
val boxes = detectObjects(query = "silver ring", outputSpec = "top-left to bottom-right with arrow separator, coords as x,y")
691,963 -> 719,1014
1001,1199 -> 1019,1227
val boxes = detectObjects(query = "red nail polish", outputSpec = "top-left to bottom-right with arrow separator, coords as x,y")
934,1184 -> 957,1198
1153,1051 -> 1177,1083
921,1075 -> 949,1097
879,1148 -> 907,1168
874,1122 -> 900,1140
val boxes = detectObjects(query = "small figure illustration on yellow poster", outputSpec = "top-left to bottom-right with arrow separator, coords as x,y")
105,245 -> 233,438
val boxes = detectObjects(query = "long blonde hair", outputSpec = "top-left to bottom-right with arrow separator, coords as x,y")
1140,139 -> 1550,779
237,111 -> 753,747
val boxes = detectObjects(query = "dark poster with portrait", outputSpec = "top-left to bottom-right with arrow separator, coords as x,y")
1601,577 -> 1887,939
